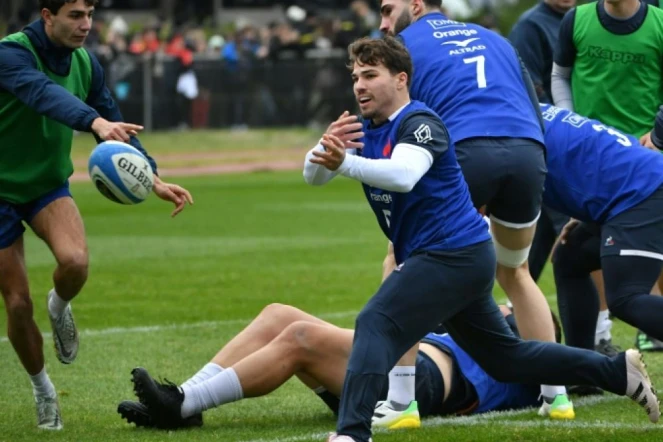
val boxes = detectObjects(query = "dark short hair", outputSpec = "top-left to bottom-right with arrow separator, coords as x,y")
378,0 -> 443,9
423,0 -> 443,7
40,0 -> 98,15
347,36 -> 413,86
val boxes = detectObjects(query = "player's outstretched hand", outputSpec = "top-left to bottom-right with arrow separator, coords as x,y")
325,111 -> 364,149
91,117 -> 144,142
559,218 -> 580,245
152,176 -> 194,217
311,134 -> 347,171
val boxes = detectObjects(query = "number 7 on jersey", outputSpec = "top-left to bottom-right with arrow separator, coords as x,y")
464,55 -> 487,89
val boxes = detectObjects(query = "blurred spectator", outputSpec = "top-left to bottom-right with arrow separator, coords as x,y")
167,33 -> 199,129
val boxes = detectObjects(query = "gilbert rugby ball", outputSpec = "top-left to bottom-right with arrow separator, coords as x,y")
88,141 -> 154,204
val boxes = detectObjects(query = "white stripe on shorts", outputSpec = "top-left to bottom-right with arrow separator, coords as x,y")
619,249 -> 663,261
489,212 -> 541,230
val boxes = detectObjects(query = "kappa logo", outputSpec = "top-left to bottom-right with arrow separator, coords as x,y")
414,124 -> 433,144
442,38 -> 480,48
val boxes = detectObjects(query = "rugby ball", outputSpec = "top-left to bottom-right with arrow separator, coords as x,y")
88,141 -> 154,205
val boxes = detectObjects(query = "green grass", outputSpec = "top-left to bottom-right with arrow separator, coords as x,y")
1,172 -> 662,441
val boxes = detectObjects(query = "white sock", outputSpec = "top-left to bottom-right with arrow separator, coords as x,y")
48,289 -> 69,319
595,310 -> 612,344
180,362 -> 224,389
30,367 -> 57,399
180,367 -> 243,418
386,366 -> 416,407
541,385 -> 567,400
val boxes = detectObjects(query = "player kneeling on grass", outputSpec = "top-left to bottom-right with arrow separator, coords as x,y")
120,303 -> 555,430
0,0 -> 192,430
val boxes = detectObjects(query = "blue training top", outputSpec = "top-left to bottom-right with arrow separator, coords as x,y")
360,100 -> 489,264
399,12 -> 544,145
541,103 -> 663,223
422,332 -> 540,413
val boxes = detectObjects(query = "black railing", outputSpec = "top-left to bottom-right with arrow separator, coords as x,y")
106,52 -> 358,130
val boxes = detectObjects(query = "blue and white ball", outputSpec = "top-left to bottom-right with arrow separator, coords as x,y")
88,141 -> 154,205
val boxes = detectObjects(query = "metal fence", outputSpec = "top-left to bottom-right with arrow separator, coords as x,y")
108,52 -> 358,131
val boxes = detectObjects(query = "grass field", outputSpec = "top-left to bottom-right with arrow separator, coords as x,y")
1,130 -> 663,441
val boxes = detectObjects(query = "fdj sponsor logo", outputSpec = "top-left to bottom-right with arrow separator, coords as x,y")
588,46 -> 645,64
117,157 -> 152,190
370,192 -> 392,204
427,19 -> 466,30
433,29 -> 477,39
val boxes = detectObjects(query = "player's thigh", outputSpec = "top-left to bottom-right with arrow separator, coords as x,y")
28,186 -> 87,265
552,222 -> 602,275
361,242 -> 496,344
0,202 -> 29,299
488,139 -> 546,230
442,295 -> 521,369
601,187 -> 663,264
295,325 -> 355,397
601,190 -> 663,295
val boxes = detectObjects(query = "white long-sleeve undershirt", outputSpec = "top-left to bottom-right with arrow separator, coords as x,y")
302,143 -> 433,193
551,63 -> 574,111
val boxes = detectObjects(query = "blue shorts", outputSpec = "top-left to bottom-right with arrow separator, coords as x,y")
602,185 -> 663,260
0,183 -> 72,249
455,137 -> 546,227
320,349 -> 477,418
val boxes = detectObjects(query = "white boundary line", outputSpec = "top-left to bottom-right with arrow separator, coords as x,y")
239,396 -> 661,442
0,310 -> 359,344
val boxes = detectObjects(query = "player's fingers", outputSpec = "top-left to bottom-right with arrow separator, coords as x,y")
309,157 -> 326,165
311,149 -> 330,158
339,131 -> 364,142
334,123 -> 363,136
346,141 -> 364,149
171,199 -> 186,217
327,134 -> 345,148
331,116 -> 359,130
121,123 -> 144,132
115,127 -> 130,142
172,186 -> 193,205
113,131 -> 127,142
178,187 -> 194,205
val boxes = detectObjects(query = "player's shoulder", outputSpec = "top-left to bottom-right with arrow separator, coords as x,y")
395,105 -> 450,156
0,37 -> 38,67
397,106 -> 448,139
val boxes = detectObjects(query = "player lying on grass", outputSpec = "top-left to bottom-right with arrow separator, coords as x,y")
118,302 -> 556,430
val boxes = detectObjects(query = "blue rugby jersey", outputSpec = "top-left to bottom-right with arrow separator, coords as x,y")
540,103 -> 663,223
422,332 -> 540,414
399,13 -> 544,145
359,100 -> 489,264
